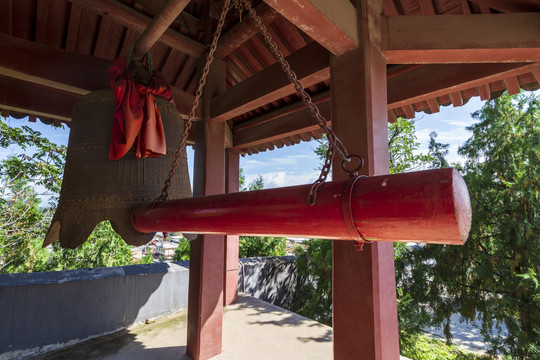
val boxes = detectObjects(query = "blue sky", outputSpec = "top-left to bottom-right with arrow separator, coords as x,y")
240,97 -> 485,188
0,95 -> 491,191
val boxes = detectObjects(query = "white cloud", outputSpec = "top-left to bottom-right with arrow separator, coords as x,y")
440,118 -> 476,128
416,127 -> 472,143
245,170 -> 318,189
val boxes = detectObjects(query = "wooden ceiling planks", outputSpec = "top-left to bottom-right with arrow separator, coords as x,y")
1,0 -> 539,155
35,0 -> 70,48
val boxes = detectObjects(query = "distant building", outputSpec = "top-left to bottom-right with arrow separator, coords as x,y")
155,241 -> 178,260
131,246 -> 144,260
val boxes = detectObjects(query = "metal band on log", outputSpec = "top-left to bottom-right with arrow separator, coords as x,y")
132,168 -> 471,245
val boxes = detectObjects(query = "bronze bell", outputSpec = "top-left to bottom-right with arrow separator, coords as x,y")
44,89 -> 191,249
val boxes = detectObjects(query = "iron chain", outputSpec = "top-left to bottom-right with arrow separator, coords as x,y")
240,0 -> 357,204
240,0 -> 351,164
158,0 -> 357,205
156,0 -> 233,202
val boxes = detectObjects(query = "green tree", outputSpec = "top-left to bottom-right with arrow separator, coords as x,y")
173,236 -> 191,261
0,117 -> 142,272
396,93 -> 540,358
0,120 -> 66,197
0,179 -> 51,273
291,239 -> 332,326
41,221 -> 135,271
239,236 -> 287,258
239,168 -> 264,191
314,118 -> 433,174
0,119 -> 66,273
388,118 -> 434,174
301,118 -> 437,337
428,131 -> 450,168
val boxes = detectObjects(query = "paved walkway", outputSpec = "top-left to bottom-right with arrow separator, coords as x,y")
35,295 -> 409,360
425,313 -> 508,355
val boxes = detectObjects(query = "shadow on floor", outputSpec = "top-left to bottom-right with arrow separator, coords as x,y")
31,326 -> 189,360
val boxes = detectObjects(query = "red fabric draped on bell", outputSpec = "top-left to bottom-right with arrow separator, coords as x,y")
108,56 -> 175,160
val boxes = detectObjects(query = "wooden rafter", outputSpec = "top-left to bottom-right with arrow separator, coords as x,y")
0,76 -> 79,122
67,0 -> 206,58
232,61 -> 539,150
468,0 -> 540,12
0,33 -> 109,95
132,0 -> 191,59
233,93 -> 330,149
211,42 -> 329,122
263,0 -> 358,55
383,13 -> 540,63
215,2 -> 278,59
388,62 -> 539,108
0,34 -> 199,119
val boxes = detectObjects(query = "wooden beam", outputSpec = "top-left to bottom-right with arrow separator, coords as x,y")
418,0 -> 435,15
0,76 -> 80,121
426,98 -> 440,113
187,59 -> 227,360
479,84 -> 491,100
230,62 -> 537,149
211,42 -> 330,122
449,92 -> 464,107
331,0 -> 400,358
233,100 -> 330,149
68,0 -> 206,58
224,150 -> 240,306
469,0 -> 540,12
388,63 -> 538,108
215,2 -> 278,59
382,13 -> 540,63
232,62 -> 538,150
0,34 -> 199,119
504,77 -> 521,95
233,90 -> 330,132
224,123 -> 234,148
0,33 -> 109,95
263,0 -> 358,55
133,0 -> 191,59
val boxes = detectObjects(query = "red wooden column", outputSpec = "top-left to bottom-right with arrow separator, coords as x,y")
331,0 -> 400,359
187,59 -> 227,360
224,150 -> 240,306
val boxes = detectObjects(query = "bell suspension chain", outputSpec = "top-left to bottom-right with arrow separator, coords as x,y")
237,0 -> 362,205
156,0 -> 233,202
157,0 -> 362,205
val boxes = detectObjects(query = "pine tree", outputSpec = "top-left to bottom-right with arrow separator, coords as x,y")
396,93 -> 540,358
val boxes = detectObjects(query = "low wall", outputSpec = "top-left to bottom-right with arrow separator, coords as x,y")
0,257 -> 297,359
239,256 -> 297,309
0,262 -> 189,360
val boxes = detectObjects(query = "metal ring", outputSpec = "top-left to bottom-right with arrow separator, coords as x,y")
341,154 -> 364,175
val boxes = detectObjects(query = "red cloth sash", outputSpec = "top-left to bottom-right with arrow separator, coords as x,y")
108,56 -> 175,160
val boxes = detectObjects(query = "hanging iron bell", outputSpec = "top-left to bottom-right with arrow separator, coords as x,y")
43,89 -> 191,249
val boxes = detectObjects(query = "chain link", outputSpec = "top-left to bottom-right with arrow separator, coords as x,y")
239,0 -> 357,204
156,0 -> 233,202
240,0 -> 351,164
157,0 -> 357,205
308,145 -> 334,205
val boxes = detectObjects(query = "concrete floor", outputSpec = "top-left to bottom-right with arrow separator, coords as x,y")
35,295 -> 408,360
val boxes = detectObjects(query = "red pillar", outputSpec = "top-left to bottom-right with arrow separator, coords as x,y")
224,150 -> 240,306
331,0 -> 400,359
187,59 -> 226,360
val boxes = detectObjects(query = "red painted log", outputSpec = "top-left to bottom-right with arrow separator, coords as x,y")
132,168 -> 471,245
